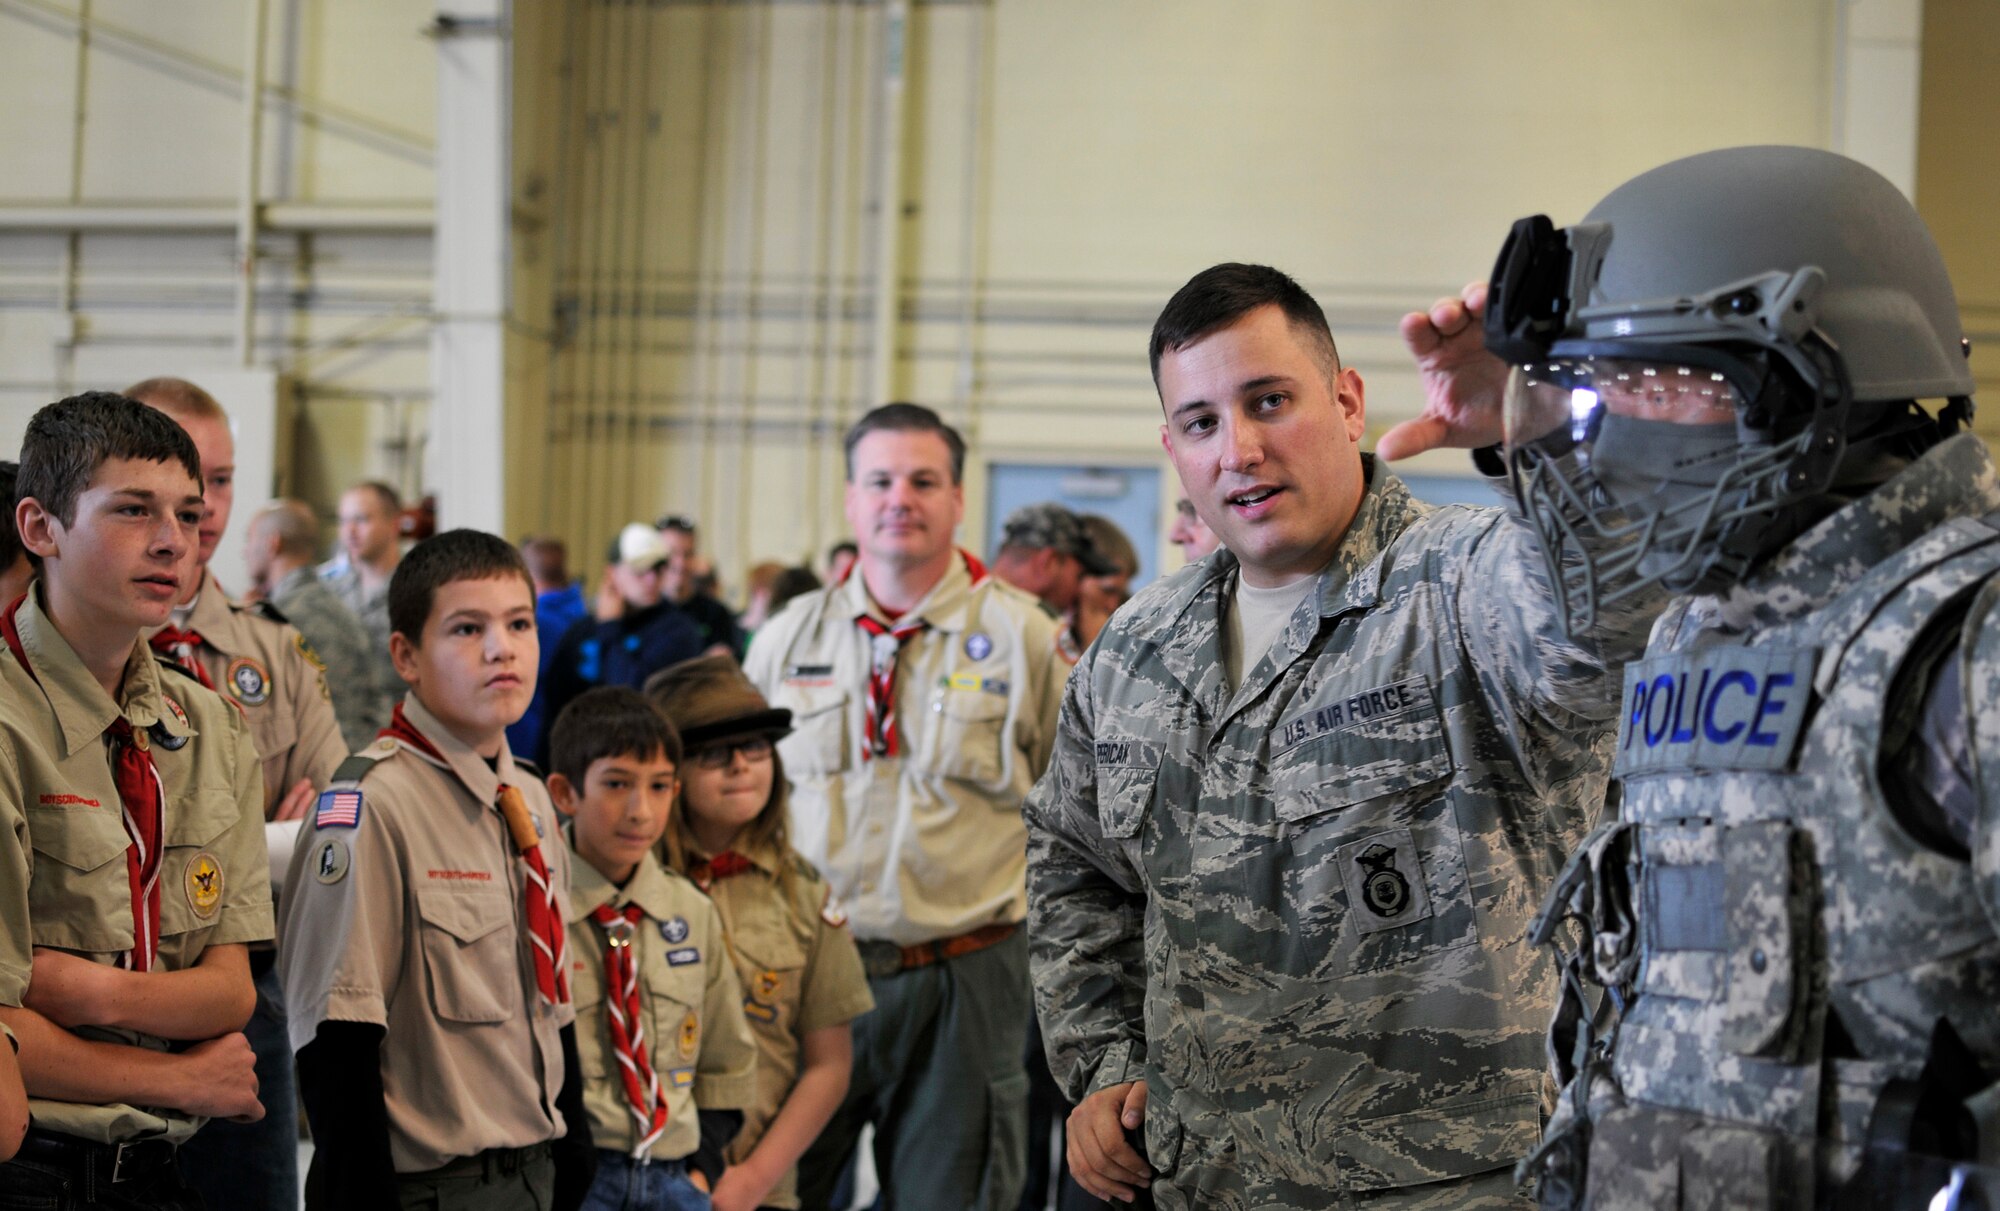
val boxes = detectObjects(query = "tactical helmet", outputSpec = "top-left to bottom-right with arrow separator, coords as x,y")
1486,145 -> 1975,636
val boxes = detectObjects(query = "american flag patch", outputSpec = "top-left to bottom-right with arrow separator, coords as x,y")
316,788 -> 363,829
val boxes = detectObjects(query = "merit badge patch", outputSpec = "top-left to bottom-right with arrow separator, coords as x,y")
679,1010 -> 699,1060
820,890 -> 849,928
666,946 -> 700,966
226,656 -> 271,706
316,788 -> 364,830
661,915 -> 691,944
185,851 -> 223,918
1335,827 -> 1434,936
313,837 -> 352,884
755,970 -> 783,1000
963,632 -> 993,661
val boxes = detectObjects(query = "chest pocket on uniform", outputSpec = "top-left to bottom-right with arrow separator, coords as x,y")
1262,674 -> 1473,974
158,785 -> 245,938
1093,739 -> 1162,840
416,887 -> 521,1024
774,688 -> 848,777
919,689 -> 1008,785
26,798 -> 136,954
733,924 -> 808,1038
643,952 -> 707,1083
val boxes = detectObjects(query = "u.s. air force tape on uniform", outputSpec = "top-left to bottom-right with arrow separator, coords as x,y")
1613,646 -> 1816,776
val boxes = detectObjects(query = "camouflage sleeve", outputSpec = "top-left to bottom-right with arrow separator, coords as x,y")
1453,490 -> 1665,792
1961,577 -> 2000,931
1023,650 -> 1149,1103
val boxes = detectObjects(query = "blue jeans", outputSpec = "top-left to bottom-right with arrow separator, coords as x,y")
178,959 -> 298,1211
579,1152 -> 710,1211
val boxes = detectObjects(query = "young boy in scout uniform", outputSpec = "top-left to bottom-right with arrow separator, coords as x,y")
545,686 -> 758,1209
279,529 -> 595,1211
647,655 -> 874,1211
129,374 -> 349,1211
0,392 -> 272,1208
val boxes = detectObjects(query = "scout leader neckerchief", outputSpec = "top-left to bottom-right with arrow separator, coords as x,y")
3,597 -> 165,972
148,625 -> 215,691
378,703 -> 571,1007
591,902 -> 671,1159
848,549 -> 987,761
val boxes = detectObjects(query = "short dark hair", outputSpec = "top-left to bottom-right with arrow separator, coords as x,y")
0,462 -> 21,572
655,514 -> 698,537
18,392 -> 203,527
1148,263 -> 1340,389
842,403 -> 967,484
387,528 -> 535,645
827,540 -> 857,561
548,686 -> 683,786
769,566 -> 822,614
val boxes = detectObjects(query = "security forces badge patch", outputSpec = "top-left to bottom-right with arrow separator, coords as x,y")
1336,826 -> 1434,935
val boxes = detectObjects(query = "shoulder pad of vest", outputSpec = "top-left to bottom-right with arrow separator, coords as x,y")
332,741 -> 398,785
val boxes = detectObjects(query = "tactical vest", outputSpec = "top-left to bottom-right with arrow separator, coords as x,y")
1527,513 -> 2000,1210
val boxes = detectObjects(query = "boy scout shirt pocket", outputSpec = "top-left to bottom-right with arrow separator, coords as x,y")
921,688 -> 1008,785
25,799 -> 134,953
158,786 -> 242,937
774,688 -> 848,777
415,887 -> 521,1024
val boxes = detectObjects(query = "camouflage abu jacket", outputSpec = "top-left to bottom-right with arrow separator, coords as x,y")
1025,456 -> 1660,1201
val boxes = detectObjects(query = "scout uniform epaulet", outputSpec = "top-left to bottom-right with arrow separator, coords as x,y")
789,853 -> 824,883
154,655 -> 208,692
331,737 -> 400,786
244,598 -> 291,625
510,754 -> 545,780
315,740 -> 396,832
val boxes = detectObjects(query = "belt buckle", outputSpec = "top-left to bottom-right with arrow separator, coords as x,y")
859,942 -> 902,980
111,1140 -> 138,1184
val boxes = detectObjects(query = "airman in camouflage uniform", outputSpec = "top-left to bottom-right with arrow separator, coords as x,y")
1492,148 -> 2000,1209
1025,264 -> 1663,1210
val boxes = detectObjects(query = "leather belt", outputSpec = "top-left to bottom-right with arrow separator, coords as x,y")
857,922 -> 1018,980
15,1128 -> 178,1186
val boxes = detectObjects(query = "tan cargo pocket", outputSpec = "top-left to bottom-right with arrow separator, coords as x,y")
416,887 -> 520,1024
921,689 -> 1007,785
775,690 -> 848,776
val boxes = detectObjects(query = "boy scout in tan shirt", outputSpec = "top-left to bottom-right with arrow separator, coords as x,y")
0,393 -> 271,1209
280,529 -> 595,1211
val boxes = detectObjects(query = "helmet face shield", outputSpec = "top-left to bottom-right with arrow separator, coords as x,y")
1502,345 -> 1831,636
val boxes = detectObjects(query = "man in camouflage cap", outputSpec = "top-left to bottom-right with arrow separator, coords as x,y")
1024,262 -> 1665,1209
1493,148 -> 2000,1209
990,502 -> 1117,617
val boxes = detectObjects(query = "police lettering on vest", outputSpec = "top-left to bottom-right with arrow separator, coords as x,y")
1613,647 -> 1816,776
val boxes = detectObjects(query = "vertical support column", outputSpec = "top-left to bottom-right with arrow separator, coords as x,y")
430,0 -> 512,534
235,0 -> 269,366
1830,0 -> 1925,198
865,0 -> 910,409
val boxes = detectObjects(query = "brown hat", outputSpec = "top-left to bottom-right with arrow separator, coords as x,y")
643,653 -> 793,751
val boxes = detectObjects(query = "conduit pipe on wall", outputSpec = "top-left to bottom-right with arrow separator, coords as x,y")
236,0 -> 270,367
864,0 -> 909,409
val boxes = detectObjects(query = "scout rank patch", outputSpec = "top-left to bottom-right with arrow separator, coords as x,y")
185,851 -> 223,918
755,970 -> 783,1000
679,1010 -> 700,1060
226,656 -> 271,706
314,836 -> 351,884
316,788 -> 364,829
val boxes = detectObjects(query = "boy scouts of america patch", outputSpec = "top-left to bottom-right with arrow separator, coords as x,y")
316,788 -> 364,829
185,851 -> 223,918
1335,827 -> 1434,936
226,656 -> 271,706
314,837 -> 351,884
661,915 -> 690,944
821,889 -> 849,928
963,632 -> 993,661
679,1010 -> 700,1060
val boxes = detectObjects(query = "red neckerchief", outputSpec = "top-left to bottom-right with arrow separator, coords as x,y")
590,902 -> 669,1158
